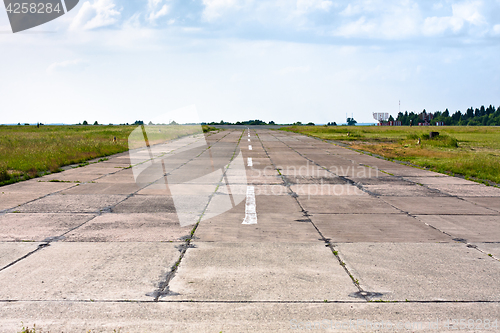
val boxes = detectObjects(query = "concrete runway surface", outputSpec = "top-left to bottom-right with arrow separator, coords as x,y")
0,129 -> 499,332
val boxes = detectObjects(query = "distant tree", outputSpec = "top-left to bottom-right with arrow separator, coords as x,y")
133,120 -> 144,125
248,119 -> 266,125
269,121 -> 275,125
346,117 -> 357,126
293,121 -> 302,126
169,120 -> 179,125
466,107 -> 474,119
388,115 -> 395,121
486,105 -> 494,115
82,120 -> 88,125
148,121 -> 154,125
480,105 -> 486,116
93,121 -> 99,125
306,122 -> 315,126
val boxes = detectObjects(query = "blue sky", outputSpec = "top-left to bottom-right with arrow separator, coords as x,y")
1,0 -> 500,124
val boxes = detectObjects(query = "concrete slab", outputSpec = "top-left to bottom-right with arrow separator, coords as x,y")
278,165 -> 330,177
284,175 -> 347,185
195,213 -> 322,242
0,242 -> 41,269
0,213 -> 94,242
462,197 -> 500,213
65,166 -> 122,175
96,171 -> 141,183
312,214 -> 451,243
426,184 -> 500,197
349,176 -> 412,185
135,183 -> 172,195
336,243 -> 500,301
381,197 -> 498,215
205,194 -> 302,216
111,195 -> 175,214
378,167 -> 445,177
300,196 -> 401,214
247,168 -> 280,177
168,184 -> 219,196
2,301 -> 500,333
38,171 -> 100,183
217,184 -> 289,196
0,242 -> 180,301
291,184 -> 367,196
330,165 -> 380,178
60,183 -> 141,195
473,243 -> 500,259
403,176 -> 477,185
415,215 -> 500,242
1,180 -> 76,194
0,193 -> 45,211
64,213 -> 192,242
168,242 -> 359,301
16,194 -> 127,213
362,184 -> 447,197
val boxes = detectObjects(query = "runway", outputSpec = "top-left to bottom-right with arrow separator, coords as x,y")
0,128 -> 499,332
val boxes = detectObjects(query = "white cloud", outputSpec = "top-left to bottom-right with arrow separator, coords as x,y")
493,24 -> 500,35
332,0 -> 500,40
422,0 -> 486,36
335,17 -> 376,37
69,0 -> 121,30
147,0 -> 170,24
423,16 -> 464,35
201,0 -> 333,23
46,59 -> 89,74
333,0 -> 421,39
202,0 -> 244,22
340,4 -> 361,16
452,0 -> 486,26
296,0 -> 333,13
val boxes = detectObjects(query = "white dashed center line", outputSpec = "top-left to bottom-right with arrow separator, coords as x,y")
248,145 -> 252,150
242,186 -> 257,225
247,157 -> 253,167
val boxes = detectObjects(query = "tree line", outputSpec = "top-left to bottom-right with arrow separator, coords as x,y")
396,105 -> 500,126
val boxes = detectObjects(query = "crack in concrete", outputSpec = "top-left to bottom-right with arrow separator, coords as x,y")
0,243 -> 50,273
149,130 -> 246,302
0,131 -> 232,275
255,131 -> 371,301
3,299 -> 498,303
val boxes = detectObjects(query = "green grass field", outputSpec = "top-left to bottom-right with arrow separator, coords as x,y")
282,126 -> 500,185
0,125 -> 208,186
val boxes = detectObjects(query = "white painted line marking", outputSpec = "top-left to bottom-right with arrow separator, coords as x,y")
247,157 -> 253,167
248,138 -> 251,142
248,145 -> 252,150
242,186 -> 257,225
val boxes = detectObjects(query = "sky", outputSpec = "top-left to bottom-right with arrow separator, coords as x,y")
1,0 -> 500,125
